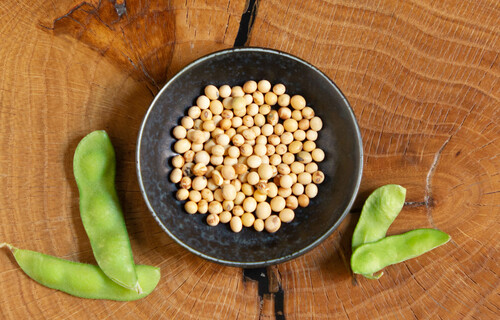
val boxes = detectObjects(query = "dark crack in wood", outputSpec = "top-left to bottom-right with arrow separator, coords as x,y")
234,0 -> 258,47
243,267 -> 286,319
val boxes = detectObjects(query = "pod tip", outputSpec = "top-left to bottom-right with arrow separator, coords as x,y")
134,283 -> 143,294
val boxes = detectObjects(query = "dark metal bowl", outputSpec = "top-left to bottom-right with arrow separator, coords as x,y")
136,48 -> 363,267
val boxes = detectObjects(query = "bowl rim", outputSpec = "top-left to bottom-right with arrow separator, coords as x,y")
136,47 -> 363,268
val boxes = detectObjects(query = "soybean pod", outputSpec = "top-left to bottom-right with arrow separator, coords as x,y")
352,184 -> 406,250
73,131 -> 141,292
350,229 -> 450,276
0,243 -> 160,301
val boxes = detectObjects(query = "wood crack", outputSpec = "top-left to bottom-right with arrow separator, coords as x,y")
243,266 -> 286,319
233,0 -> 258,46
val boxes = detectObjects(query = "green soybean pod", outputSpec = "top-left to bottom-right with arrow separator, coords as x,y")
0,243 -> 160,301
350,229 -> 450,276
352,184 -> 406,250
73,130 -> 141,293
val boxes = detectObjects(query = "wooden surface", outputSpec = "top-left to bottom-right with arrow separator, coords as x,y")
0,0 -> 498,319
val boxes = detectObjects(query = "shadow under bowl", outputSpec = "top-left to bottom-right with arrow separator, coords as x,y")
137,48 -> 363,268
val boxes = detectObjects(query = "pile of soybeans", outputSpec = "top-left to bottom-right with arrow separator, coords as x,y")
170,80 -> 325,233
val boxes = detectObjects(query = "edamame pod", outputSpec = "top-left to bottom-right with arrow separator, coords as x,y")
350,229 -> 450,276
73,131 -> 141,293
0,243 -> 160,301
352,184 -> 406,250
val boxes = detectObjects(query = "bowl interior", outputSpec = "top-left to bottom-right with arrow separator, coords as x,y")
137,48 -> 362,267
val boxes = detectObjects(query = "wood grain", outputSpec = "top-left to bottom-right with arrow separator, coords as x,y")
0,0 -> 498,319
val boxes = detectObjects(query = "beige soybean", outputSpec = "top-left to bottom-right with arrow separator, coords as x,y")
257,80 -> 271,93
201,189 -> 214,201
296,151 -> 312,164
265,92 -> 278,105
306,130 -> 318,141
181,116 -> 194,129
254,114 -> 266,126
291,110 -> 303,121
279,208 -> 295,223
292,183 -> 304,196
312,171 -> 325,184
269,154 -> 281,166
303,141 -> 316,152
208,201 -> 223,214
282,153 -> 295,165
311,149 -> 325,162
220,211 -> 232,223
283,119 -> 298,132
298,172 -> 312,185
234,191 -> 245,205
305,184 -> 319,198
206,213 -> 220,226
230,216 -> 243,232
259,104 -> 271,115
185,201 -> 198,214
197,95 -> 210,109
243,80 -> 257,93
243,197 -> 257,212
254,219 -> 265,232
310,117 -> 323,131
214,189 -> 224,202
298,194 -> 310,207
265,215 -> 281,233
290,162 -> 305,174
286,195 -> 299,209
170,168 -> 183,183
174,139 -> 191,154
241,213 -> 256,227
241,183 -> 254,196
293,130 -> 306,141
267,183 -> 278,198
198,200 -> 208,214
221,165 -> 236,180
288,141 -> 303,154
243,115 -> 254,127
223,200 -> 234,211
278,187 -> 292,198
192,176 -> 207,191
278,94 -> 290,107
298,119 -> 310,131
254,190 -> 267,202
247,172 -> 260,185
261,123 -> 274,137
231,86 -> 245,97
221,184 -> 237,201
180,177 -> 191,189
253,91 -> 264,105
176,188 -> 189,201
290,95 -> 306,110
270,196 -> 286,212
173,126 -> 187,139
247,155 -> 262,169
273,83 -> 286,95
189,190 -> 202,202
210,100 -> 224,115
219,85 -> 231,98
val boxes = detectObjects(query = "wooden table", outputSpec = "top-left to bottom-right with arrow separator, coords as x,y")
1,0 -> 498,318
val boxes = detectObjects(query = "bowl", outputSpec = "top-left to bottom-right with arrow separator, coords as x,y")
136,48 -> 363,268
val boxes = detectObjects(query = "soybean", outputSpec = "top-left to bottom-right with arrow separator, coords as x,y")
1,244 -> 160,301
350,229 -> 450,276
73,131 -> 141,293
351,185 -> 406,250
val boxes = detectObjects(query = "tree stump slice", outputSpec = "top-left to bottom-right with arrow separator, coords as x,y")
0,0 -> 498,319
